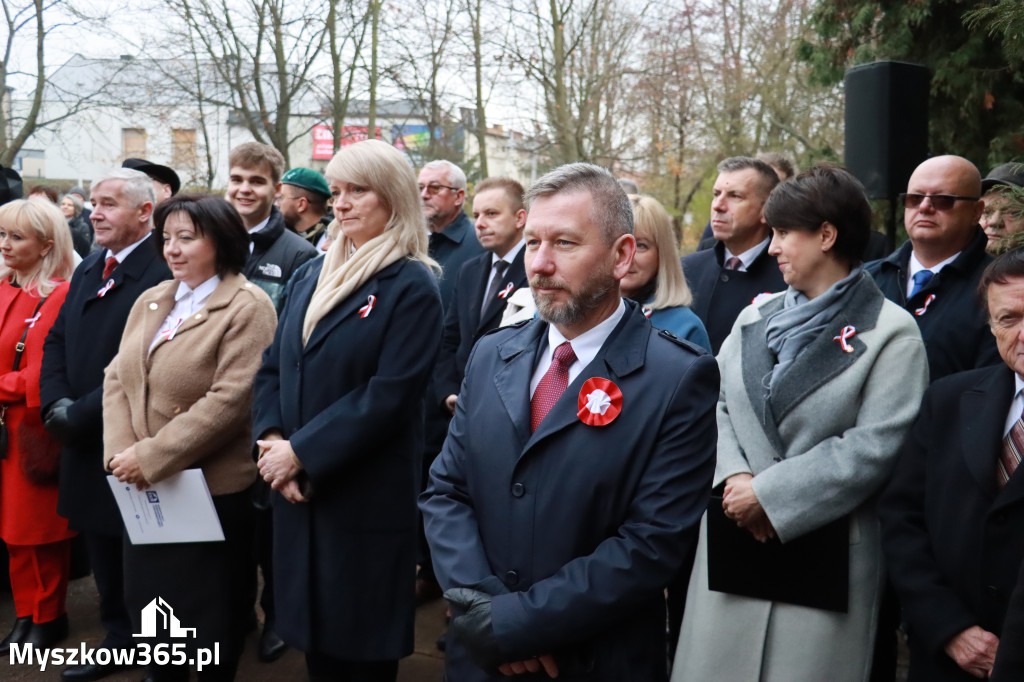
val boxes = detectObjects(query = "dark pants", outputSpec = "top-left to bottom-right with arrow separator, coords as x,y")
83,530 -> 133,648
306,652 -> 398,682
256,506 -> 275,625
124,488 -> 255,682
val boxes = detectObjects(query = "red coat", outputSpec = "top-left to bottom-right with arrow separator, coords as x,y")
0,278 -> 73,545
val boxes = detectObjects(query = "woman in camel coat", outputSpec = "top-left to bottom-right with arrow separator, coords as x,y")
103,194 -> 276,681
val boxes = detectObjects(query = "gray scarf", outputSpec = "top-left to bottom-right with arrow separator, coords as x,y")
764,267 -> 864,392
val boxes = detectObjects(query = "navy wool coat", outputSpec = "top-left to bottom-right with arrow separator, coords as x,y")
421,301 -> 719,681
41,243 -> 171,533
252,257 -> 443,659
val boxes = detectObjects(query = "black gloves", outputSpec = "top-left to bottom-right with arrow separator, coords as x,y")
43,398 -> 75,443
444,587 -> 504,671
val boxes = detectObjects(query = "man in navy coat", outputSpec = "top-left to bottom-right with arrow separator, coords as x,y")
420,163 -> 719,681
434,176 -> 529,415
680,156 -> 785,354
40,168 -> 171,682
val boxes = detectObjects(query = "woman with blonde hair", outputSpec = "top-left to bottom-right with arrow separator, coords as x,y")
622,194 -> 710,351
0,198 -> 75,653
253,139 -> 443,682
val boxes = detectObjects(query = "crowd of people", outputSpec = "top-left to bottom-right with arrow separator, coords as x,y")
0,142 -> 1022,682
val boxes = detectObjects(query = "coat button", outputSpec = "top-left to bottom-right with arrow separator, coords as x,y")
148,302 -> 159,310
194,314 -> 202,320
721,273 -> 730,282
245,282 -> 253,288
505,570 -> 519,586
512,483 -> 525,497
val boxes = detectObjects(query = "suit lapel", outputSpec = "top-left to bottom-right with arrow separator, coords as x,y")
768,273 -> 884,423
962,366 -> 1018,503
519,305 -> 647,457
494,320 -> 545,446
303,264 -> 400,354
739,301 -> 787,458
478,250 -> 526,334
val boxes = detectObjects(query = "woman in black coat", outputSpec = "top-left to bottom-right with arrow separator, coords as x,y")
253,139 -> 443,682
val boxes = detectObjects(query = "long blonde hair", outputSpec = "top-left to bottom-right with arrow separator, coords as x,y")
324,139 -> 438,274
0,198 -> 75,296
630,194 -> 693,309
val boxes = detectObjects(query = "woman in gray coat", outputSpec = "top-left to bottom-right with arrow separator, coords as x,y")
672,165 -> 928,681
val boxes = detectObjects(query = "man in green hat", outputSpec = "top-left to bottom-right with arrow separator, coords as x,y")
278,167 -> 333,250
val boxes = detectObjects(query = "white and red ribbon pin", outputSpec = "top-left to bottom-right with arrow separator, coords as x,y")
358,295 -> 376,319
833,325 -> 857,353
97,279 -> 115,298
498,283 -> 514,299
158,317 -> 184,342
577,377 -> 623,427
642,307 -> 653,318
915,294 -> 935,317
24,313 -> 41,328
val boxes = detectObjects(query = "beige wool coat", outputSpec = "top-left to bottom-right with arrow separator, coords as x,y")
103,273 -> 277,495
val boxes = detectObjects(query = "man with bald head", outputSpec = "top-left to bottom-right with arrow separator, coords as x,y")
866,155 -> 1000,381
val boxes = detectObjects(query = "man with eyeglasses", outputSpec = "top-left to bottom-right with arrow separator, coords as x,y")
866,155 -> 1000,382
416,160 -> 485,608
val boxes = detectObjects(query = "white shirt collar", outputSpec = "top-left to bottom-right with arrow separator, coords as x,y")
174,275 -> 221,307
907,250 -> 960,298
1004,374 -> 1024,437
531,298 -> 627,396
247,216 -> 271,235
724,235 -> 770,272
105,232 -> 151,263
493,239 -> 525,266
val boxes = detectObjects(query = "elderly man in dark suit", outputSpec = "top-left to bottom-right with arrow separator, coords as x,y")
681,156 -> 785,354
879,249 -> 1024,682
40,168 -> 171,682
420,163 -> 719,681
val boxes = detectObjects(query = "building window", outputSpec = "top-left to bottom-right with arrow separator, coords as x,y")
122,128 -> 146,160
172,128 -> 197,169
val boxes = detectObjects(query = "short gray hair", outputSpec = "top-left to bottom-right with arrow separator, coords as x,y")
421,160 -> 467,191
717,157 -> 780,198
525,163 -> 633,244
91,168 -> 156,209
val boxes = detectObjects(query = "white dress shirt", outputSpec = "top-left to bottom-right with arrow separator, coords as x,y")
149,276 -> 221,353
724,236 -> 770,273
530,298 -> 627,397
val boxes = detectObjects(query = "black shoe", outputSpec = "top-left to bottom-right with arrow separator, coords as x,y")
415,575 -> 443,606
62,660 -> 135,682
258,626 -> 288,662
22,614 -> 69,649
0,616 -> 32,655
436,631 -> 447,652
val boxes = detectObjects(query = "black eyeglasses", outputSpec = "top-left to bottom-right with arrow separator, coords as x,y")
417,183 -> 459,196
899,193 -> 980,211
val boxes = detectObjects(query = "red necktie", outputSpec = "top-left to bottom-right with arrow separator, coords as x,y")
531,342 -> 577,433
725,256 -> 742,270
999,412 -> 1024,487
103,256 -> 118,280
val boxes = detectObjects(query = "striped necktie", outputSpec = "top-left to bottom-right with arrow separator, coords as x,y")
999,408 -> 1024,487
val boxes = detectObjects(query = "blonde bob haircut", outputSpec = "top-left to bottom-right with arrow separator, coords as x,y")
629,194 -> 693,309
0,198 -> 75,296
324,139 -> 438,273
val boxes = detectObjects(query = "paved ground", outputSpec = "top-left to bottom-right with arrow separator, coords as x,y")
0,576 -> 447,681
1,574 -> 910,681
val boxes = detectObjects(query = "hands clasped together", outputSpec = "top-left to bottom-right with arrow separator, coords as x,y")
723,473 -> 776,543
444,588 -> 560,678
257,431 -> 307,503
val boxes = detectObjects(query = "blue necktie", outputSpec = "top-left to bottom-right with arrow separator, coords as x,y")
909,269 -> 933,298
